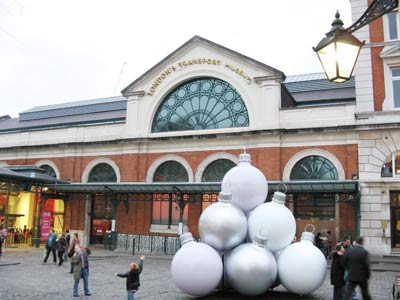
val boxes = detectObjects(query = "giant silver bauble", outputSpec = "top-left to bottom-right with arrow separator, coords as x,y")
277,231 -> 327,295
248,191 -> 296,252
226,237 -> 277,296
222,152 -> 268,213
199,188 -> 247,251
171,232 -> 223,297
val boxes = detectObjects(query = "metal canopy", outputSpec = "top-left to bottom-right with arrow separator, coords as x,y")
46,180 -> 358,194
0,166 -> 68,185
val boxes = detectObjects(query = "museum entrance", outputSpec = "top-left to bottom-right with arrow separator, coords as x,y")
90,194 -> 114,245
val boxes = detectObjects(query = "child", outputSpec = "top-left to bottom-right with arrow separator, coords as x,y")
115,255 -> 145,300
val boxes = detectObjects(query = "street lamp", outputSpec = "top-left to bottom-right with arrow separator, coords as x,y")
314,0 -> 398,83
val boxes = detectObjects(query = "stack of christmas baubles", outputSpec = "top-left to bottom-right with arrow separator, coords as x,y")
171,152 -> 327,297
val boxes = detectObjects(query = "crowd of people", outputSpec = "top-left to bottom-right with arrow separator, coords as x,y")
41,229 -> 145,299
328,235 -> 371,300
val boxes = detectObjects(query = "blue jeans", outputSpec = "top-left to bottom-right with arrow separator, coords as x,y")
127,290 -> 136,300
73,268 -> 90,296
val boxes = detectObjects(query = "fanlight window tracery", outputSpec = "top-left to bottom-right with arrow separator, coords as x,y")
202,159 -> 236,182
40,164 -> 57,178
290,155 -> 338,180
88,163 -> 117,182
152,78 -> 249,133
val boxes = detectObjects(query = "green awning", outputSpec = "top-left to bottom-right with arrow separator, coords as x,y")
46,180 -> 358,194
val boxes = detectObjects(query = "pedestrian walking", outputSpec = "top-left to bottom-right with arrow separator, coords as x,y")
342,235 -> 358,300
115,255 -> 145,300
331,242 -> 346,300
343,236 -> 371,300
43,230 -> 57,264
56,233 -> 67,266
72,245 -> 91,297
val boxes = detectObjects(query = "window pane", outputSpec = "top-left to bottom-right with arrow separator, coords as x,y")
153,161 -> 188,182
40,165 -> 57,178
88,163 -> 117,182
392,68 -> 400,77
388,12 -> 398,40
202,159 -> 236,182
396,154 -> 400,176
152,199 -> 161,224
393,80 -> 400,108
152,78 -> 249,133
290,156 -> 338,180
294,193 -> 335,219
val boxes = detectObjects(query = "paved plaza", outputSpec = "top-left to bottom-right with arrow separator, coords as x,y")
0,246 -> 398,300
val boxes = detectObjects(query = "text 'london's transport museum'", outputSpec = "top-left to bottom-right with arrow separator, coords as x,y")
1,13 -> 400,258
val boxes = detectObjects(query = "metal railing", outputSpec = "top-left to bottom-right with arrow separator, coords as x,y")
113,233 -> 181,255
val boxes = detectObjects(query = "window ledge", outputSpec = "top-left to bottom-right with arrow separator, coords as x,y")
150,224 -> 188,234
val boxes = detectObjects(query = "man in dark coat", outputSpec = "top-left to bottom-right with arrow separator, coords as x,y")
331,242 -> 346,300
343,236 -> 371,300
116,255 -> 145,300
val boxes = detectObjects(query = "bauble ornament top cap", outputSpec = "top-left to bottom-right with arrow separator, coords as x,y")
180,232 -> 194,245
239,148 -> 251,163
218,182 -> 232,203
301,231 -> 315,243
272,191 -> 286,204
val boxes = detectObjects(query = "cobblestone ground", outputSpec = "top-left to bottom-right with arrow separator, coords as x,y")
0,247 -> 396,299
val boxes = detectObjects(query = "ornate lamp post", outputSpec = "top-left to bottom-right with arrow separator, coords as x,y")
314,0 -> 398,83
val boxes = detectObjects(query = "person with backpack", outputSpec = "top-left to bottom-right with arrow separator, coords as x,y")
43,230 -> 57,264
56,233 -> 67,266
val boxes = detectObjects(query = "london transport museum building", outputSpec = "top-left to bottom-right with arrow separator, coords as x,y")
0,0 -> 400,256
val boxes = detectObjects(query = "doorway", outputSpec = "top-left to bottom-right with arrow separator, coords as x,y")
390,191 -> 400,248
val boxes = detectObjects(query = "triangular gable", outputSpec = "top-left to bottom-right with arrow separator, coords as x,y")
121,35 -> 285,95
380,43 -> 400,59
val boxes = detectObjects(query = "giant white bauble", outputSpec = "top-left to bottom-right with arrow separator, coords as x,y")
277,231 -> 327,295
248,191 -> 296,252
171,232 -> 223,297
222,152 -> 268,213
226,237 -> 277,296
199,187 -> 247,251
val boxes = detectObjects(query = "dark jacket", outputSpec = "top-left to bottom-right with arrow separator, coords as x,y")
56,237 -> 67,252
45,233 -> 57,250
330,251 -> 346,287
117,259 -> 144,291
344,245 -> 370,282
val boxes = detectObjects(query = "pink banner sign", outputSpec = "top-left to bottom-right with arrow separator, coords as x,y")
41,211 -> 52,241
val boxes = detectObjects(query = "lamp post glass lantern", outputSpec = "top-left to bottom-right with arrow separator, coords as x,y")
314,0 -> 398,83
313,11 -> 364,83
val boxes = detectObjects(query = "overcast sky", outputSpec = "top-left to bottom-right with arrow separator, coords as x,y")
0,0 -> 353,117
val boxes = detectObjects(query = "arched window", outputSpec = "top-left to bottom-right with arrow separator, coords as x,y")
40,164 -> 57,178
202,159 -> 236,182
152,161 -> 189,228
381,152 -> 400,177
152,77 -> 249,133
290,155 -> 338,180
153,161 -> 189,182
88,163 -> 117,182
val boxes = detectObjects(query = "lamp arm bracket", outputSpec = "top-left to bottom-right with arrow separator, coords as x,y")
347,0 -> 398,33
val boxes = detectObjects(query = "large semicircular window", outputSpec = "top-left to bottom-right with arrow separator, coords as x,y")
290,155 -> 338,180
151,78 -> 249,133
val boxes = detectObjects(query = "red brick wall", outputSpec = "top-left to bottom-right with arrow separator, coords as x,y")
5,143 -> 359,238
368,0 -> 385,111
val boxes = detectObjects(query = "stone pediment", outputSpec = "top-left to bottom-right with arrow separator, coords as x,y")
380,42 -> 400,59
121,35 -> 285,97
